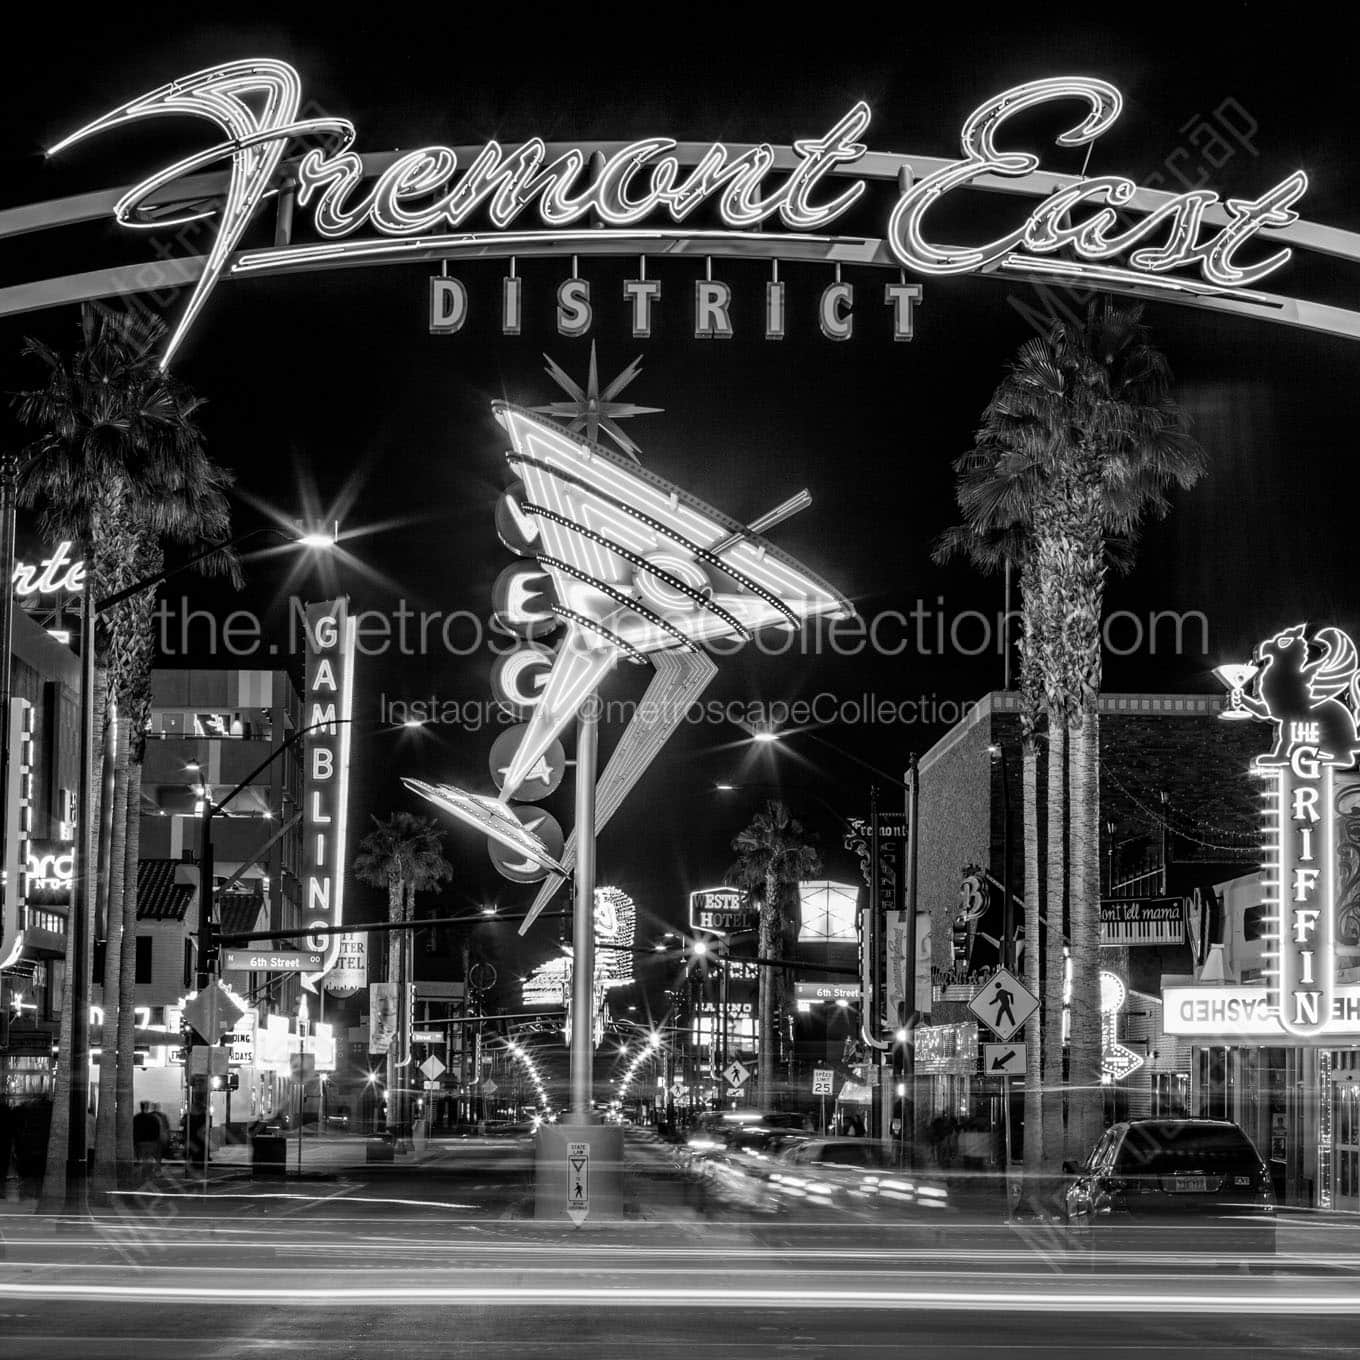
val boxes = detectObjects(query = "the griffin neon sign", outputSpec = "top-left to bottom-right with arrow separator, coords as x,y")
1223,624 -> 1360,1039
50,62 -> 1314,364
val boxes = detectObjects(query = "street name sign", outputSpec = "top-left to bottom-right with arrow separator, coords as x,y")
222,949 -> 324,973
983,1043 -> 1026,1075
967,968 -> 1038,1043
567,1141 -> 590,1225
812,1068 -> 834,1095
794,982 -> 862,1003
411,1030 -> 444,1043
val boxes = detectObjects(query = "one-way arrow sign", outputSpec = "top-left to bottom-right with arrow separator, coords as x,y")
983,1043 -> 1026,1075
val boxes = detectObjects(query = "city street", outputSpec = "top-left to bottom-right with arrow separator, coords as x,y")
2,15 -> 1359,1360
3,1133 -> 1360,1357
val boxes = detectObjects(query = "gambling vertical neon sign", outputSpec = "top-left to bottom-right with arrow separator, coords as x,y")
300,599 -> 356,994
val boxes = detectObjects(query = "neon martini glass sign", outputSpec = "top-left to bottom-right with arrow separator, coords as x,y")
405,404 -> 853,874
46,61 -> 1324,365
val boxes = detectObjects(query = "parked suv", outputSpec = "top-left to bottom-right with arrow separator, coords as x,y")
1064,1118 -> 1276,1260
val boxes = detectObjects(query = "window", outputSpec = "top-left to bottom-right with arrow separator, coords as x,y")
135,935 -> 153,985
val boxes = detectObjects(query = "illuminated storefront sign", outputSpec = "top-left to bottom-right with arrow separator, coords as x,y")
689,886 -> 753,935
521,887 -> 635,1016
1164,983 -> 1360,1039
915,1021 -> 978,1076
300,599 -> 356,993
798,880 -> 859,943
1215,624 -> 1360,1040
1,699 -> 35,969
1099,971 -> 1143,1082
11,542 -> 85,596
323,931 -> 367,998
44,62 -> 1346,367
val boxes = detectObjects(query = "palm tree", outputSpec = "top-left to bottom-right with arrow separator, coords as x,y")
354,813 -> 453,1133
13,305 -> 236,1198
727,801 -> 820,1110
935,514 -> 1052,1183
937,299 -> 1204,1164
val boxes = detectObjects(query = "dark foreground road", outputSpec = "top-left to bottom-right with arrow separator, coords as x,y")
2,1132 -> 1358,1358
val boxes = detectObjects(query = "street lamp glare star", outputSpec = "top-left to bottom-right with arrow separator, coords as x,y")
752,730 -> 780,744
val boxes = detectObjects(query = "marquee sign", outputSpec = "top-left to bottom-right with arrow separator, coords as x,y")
1,699 -> 35,970
689,886 -> 753,935
23,61 -> 1360,362
1211,624 -> 1360,1041
11,543 -> 85,597
300,599 -> 357,993
408,403 -> 851,889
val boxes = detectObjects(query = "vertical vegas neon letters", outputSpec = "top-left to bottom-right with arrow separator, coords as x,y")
301,599 -> 356,993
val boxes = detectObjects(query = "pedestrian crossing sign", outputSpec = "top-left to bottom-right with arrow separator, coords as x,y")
967,967 -> 1038,1042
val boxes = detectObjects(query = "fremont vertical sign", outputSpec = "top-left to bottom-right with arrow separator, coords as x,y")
301,599 -> 357,993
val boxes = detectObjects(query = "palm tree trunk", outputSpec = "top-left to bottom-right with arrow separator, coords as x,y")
117,758 -> 144,1187
1021,737 -> 1044,1178
384,878 -> 402,1132
35,959 -> 74,1213
95,694 -> 118,947
1042,721 -> 1066,1163
1067,709 -> 1103,1159
91,714 -> 130,1197
758,872 -> 777,1110
39,669 -> 108,1210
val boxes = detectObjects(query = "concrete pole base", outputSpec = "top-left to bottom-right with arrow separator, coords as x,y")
534,1123 -> 624,1223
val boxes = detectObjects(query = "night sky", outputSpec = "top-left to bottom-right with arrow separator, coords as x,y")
1,8 -> 1357,1011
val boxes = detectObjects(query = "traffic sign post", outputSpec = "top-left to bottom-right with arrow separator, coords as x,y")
968,968 -> 1036,1192
566,1141 -> 590,1225
812,1068 -> 834,1131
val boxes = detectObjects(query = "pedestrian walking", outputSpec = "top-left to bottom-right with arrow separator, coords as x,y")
151,1104 -> 171,1166
133,1102 -> 161,1183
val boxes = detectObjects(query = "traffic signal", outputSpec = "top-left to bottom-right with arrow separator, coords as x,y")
951,915 -> 971,969
201,918 -> 220,975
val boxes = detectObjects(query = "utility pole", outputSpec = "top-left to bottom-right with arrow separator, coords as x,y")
903,754 -> 919,1167
569,706 -> 598,1120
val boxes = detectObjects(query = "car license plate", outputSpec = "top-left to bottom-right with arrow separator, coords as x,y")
1170,1176 -> 1207,1192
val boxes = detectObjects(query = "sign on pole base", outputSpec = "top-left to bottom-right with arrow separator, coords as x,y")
533,1123 -> 623,1223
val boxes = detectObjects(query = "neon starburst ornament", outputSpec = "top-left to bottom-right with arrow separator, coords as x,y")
530,342 -> 662,463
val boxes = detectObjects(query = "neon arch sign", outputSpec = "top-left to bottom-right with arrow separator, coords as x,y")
15,61 -> 1358,362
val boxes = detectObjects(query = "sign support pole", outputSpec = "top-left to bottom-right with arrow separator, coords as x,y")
570,705 -> 598,1120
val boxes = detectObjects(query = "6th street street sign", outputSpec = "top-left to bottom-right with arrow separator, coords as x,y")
967,968 -> 1038,1043
222,949 -> 324,973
